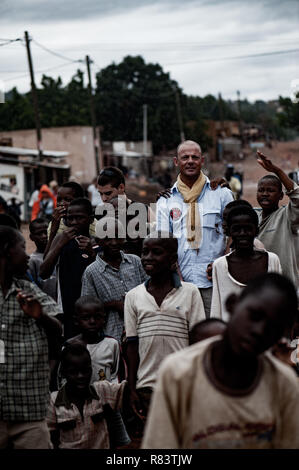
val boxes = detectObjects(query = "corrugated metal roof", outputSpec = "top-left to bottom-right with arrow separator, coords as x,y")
0,146 -> 69,158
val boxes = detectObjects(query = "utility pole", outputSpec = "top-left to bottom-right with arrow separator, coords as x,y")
86,55 -> 100,175
24,31 -> 43,161
236,89 -> 243,144
174,86 -> 185,142
143,104 -> 148,155
218,92 -> 225,135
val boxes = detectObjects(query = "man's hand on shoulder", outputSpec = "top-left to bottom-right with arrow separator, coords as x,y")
210,177 -> 230,190
156,188 -> 172,201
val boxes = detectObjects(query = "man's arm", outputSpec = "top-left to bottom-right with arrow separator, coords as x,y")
40,228 -> 77,279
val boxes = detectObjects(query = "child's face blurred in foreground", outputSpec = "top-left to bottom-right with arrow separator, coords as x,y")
226,287 -> 288,359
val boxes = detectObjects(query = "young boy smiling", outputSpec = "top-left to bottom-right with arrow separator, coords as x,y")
210,205 -> 281,320
124,231 -> 205,422
142,273 -> 299,449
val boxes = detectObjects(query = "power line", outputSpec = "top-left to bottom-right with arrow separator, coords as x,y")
32,38 -> 83,64
0,38 -> 22,47
3,61 -> 83,83
165,47 -> 299,67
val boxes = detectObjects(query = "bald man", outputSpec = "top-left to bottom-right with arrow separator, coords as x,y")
156,140 -> 233,317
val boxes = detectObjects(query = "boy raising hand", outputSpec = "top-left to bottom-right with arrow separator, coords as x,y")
255,151 -> 299,288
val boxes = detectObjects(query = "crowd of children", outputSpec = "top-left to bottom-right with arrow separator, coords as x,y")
0,144 -> 298,450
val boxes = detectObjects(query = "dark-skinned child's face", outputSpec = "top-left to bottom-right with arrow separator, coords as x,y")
141,238 -> 176,276
76,304 -> 105,340
228,214 -> 257,251
63,354 -> 92,395
257,179 -> 283,211
226,287 -> 288,359
30,222 -> 48,252
66,205 -> 92,235
57,187 -> 76,217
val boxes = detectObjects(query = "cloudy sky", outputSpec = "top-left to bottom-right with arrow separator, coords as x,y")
1,0 -> 299,102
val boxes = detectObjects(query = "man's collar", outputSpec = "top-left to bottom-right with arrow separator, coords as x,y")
172,176 -> 210,193
96,250 -> 132,272
144,271 -> 182,288
54,383 -> 98,408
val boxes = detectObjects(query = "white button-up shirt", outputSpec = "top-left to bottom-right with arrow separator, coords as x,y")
156,179 -> 234,288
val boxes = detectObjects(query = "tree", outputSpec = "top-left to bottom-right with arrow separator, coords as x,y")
278,94 -> 299,132
95,55 -> 209,153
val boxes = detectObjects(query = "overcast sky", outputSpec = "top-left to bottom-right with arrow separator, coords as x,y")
1,0 -> 299,102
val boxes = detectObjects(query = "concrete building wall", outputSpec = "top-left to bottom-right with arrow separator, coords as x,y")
0,126 -> 97,184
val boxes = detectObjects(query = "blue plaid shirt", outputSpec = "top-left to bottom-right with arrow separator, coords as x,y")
81,252 -> 148,342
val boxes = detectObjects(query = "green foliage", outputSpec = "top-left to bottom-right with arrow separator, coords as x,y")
0,56 -> 297,151
278,94 -> 299,132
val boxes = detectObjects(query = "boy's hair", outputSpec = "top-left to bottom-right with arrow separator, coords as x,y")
0,226 -> 21,252
144,231 -> 178,254
68,197 -> 93,215
97,167 -> 125,188
189,319 -> 227,345
29,217 -> 48,234
61,181 -> 84,198
226,205 -> 259,231
239,273 -> 298,328
224,199 -> 252,214
0,213 -> 18,229
258,175 -> 283,192
75,295 -> 104,315
60,342 -> 91,373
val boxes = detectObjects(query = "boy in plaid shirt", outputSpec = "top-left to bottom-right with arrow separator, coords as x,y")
0,226 -> 62,449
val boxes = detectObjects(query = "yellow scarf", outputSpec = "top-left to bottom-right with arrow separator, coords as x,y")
177,172 -> 206,249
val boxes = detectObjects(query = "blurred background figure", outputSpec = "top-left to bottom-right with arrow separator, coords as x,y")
31,184 -> 56,222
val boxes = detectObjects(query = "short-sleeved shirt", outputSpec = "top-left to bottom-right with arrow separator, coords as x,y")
68,333 -> 120,384
142,337 -> 299,449
210,251 -> 282,321
124,274 -> 205,389
255,183 -> 299,288
156,179 -> 234,288
47,380 -> 126,449
0,278 -> 61,421
81,251 -> 148,342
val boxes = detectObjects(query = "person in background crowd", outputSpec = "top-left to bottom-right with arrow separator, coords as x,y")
28,218 -> 57,300
40,198 -> 97,339
31,184 -> 56,222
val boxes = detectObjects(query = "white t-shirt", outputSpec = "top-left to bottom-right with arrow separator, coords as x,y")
88,184 -> 103,207
210,251 -> 282,321
142,337 -> 299,449
124,279 -> 205,389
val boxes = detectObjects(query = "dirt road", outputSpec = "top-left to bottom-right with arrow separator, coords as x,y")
21,140 -> 298,255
